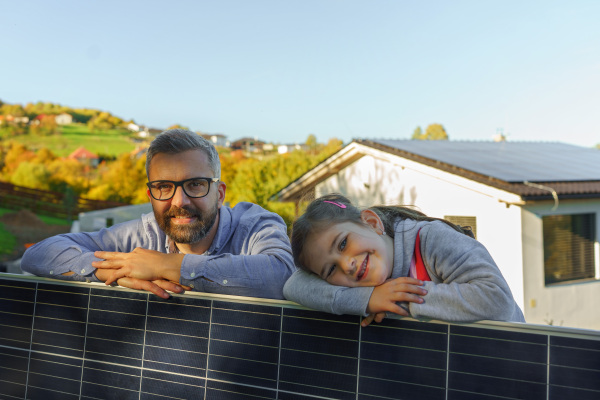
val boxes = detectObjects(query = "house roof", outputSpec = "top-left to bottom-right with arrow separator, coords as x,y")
68,146 -> 98,160
371,139 -> 600,182
274,139 -> 600,202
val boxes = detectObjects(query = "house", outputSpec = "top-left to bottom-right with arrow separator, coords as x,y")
278,143 -> 309,154
127,122 -> 140,132
0,114 -> 29,124
55,113 -> 73,125
68,146 -> 100,167
274,139 -> 600,330
200,133 -> 229,148
230,137 -> 265,152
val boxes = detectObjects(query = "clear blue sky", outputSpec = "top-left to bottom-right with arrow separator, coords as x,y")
2,0 -> 599,147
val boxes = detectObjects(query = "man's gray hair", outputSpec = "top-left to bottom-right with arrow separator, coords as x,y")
145,129 -> 221,178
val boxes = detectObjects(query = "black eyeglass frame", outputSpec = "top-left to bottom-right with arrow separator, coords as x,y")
146,177 -> 220,201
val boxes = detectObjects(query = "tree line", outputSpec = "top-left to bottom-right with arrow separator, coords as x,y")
0,100 -> 130,136
0,137 -> 343,227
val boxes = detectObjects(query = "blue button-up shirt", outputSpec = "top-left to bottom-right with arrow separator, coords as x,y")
21,202 -> 295,299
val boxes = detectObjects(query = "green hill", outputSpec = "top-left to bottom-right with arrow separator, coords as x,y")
0,123 -> 142,157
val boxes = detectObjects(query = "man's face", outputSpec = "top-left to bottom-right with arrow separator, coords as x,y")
147,149 -> 225,244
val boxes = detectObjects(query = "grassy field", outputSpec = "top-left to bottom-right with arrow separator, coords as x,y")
1,123 -> 143,157
0,224 -> 17,256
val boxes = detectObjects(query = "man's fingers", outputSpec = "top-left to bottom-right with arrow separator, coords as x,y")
92,260 -> 126,269
153,280 -> 185,294
115,277 -> 170,299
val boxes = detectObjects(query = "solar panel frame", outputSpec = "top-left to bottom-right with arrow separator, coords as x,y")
1,274 -> 599,400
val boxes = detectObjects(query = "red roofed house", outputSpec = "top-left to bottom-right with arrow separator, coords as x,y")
68,146 -> 99,167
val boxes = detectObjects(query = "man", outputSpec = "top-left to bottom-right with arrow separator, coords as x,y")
21,129 -> 295,299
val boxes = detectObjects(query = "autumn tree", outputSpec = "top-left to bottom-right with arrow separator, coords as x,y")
86,153 -> 147,204
47,158 -> 90,194
167,124 -> 190,131
1,142 -> 36,179
30,115 -> 58,136
412,123 -> 448,140
10,162 -> 51,190
411,126 -> 422,139
87,111 -> 125,132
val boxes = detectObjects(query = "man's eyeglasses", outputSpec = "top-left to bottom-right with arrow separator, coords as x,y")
147,177 -> 220,201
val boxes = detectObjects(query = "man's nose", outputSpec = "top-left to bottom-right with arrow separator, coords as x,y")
170,185 -> 191,207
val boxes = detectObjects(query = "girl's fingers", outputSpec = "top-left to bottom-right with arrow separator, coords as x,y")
388,304 -> 410,316
361,314 -> 376,327
392,282 -> 428,295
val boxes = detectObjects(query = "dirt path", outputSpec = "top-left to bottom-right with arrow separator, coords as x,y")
0,209 -> 71,262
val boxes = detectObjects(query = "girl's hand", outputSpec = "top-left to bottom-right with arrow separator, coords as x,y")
361,312 -> 387,327
366,277 -> 427,316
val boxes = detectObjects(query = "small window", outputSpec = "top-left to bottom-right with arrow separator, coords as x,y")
543,213 -> 596,285
444,216 -> 477,239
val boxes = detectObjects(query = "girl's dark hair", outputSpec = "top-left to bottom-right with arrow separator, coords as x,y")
290,193 -> 474,272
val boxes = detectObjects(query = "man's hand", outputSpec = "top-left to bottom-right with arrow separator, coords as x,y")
92,248 -> 186,297
366,277 -> 428,318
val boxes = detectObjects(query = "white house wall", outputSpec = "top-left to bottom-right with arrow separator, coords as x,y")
522,200 -> 600,330
316,154 -> 526,311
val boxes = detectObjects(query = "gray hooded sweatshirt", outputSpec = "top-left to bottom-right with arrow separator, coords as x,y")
283,218 -> 525,323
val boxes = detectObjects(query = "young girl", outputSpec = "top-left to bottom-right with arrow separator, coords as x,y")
284,194 -> 525,326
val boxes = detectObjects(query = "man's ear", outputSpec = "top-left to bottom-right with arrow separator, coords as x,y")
217,181 -> 227,208
146,189 -> 152,200
360,209 -> 384,233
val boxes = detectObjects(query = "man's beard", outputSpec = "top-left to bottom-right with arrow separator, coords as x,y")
155,203 -> 219,244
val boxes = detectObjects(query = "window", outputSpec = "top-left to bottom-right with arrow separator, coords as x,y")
444,215 -> 477,239
543,213 -> 596,285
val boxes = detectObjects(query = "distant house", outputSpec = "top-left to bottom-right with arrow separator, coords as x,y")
0,115 -> 29,124
127,123 -> 140,132
55,113 -> 73,125
201,133 -> 229,148
274,139 -> 600,330
230,137 -> 265,152
278,143 -> 309,154
68,146 -> 99,167
130,145 -> 147,160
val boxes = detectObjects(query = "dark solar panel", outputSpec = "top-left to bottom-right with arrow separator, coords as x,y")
1,274 -> 599,399
370,140 -> 600,183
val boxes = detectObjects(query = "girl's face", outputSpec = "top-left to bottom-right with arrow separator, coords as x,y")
302,212 -> 394,287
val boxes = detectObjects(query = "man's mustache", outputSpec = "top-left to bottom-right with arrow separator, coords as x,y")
164,206 -> 199,219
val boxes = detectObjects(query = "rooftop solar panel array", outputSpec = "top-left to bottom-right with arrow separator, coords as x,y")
369,140 -> 600,183
1,274 -> 599,399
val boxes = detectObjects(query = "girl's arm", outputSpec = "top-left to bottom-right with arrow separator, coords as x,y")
410,222 -> 525,322
283,270 -> 374,315
283,270 -> 426,316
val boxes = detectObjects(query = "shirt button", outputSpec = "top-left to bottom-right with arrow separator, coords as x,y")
190,272 -> 195,278
81,269 -> 86,274
223,279 -> 228,284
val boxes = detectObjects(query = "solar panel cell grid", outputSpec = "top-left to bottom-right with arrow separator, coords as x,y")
1,275 -> 600,400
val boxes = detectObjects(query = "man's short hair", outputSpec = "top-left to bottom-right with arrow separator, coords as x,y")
146,129 -> 221,178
